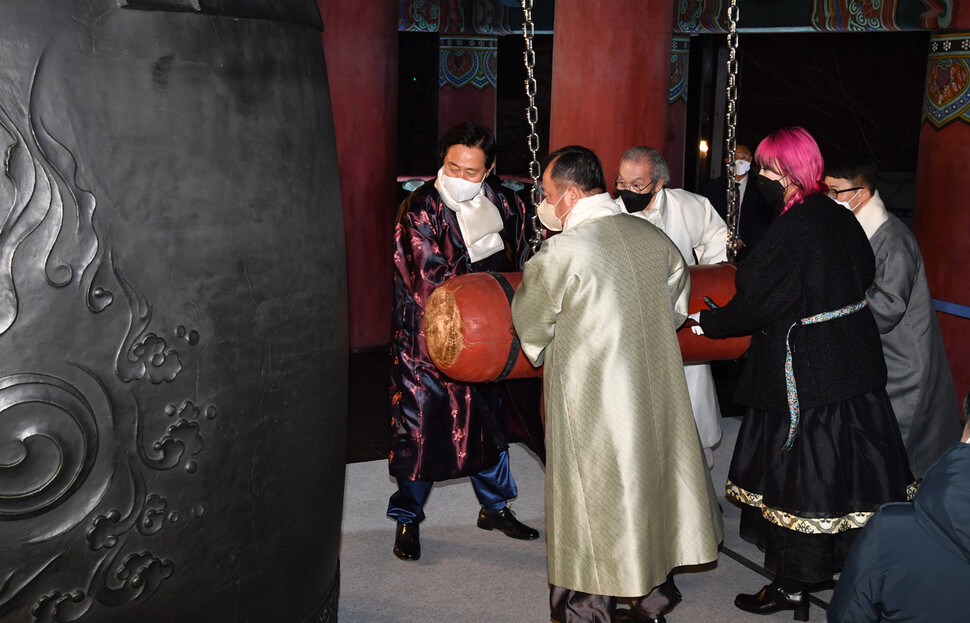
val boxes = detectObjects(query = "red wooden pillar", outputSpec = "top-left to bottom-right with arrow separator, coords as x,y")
438,35 -> 499,140
915,24 -> 970,411
320,2 -> 398,349
550,0 -> 674,189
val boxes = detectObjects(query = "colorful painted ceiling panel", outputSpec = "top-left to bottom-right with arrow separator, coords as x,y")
920,0 -> 954,28
811,1 -> 900,31
678,0 -> 728,34
923,33 -> 970,128
400,0 -> 440,32
670,37 -> 690,104
439,37 -> 498,90
674,0 -> 949,33
400,0 -> 512,34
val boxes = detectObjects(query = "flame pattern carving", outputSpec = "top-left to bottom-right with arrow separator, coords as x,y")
0,50 -> 216,622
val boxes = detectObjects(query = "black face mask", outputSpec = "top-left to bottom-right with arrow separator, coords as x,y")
754,174 -> 785,205
619,189 -> 654,213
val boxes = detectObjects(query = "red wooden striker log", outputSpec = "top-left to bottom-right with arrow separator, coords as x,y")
678,263 -> 752,363
425,263 -> 750,382
425,272 -> 541,383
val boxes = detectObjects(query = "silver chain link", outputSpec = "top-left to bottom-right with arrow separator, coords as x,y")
520,0 -> 543,253
725,0 -> 740,262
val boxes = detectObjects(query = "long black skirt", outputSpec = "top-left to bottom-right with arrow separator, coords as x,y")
727,388 -> 915,583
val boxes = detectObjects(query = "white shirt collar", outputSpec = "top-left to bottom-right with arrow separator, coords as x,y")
562,192 -> 621,231
852,189 -> 890,239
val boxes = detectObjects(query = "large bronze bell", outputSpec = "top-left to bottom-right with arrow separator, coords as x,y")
0,2 -> 345,621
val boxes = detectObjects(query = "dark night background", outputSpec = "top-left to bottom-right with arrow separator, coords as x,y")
398,28 -> 929,214
733,31 -> 928,172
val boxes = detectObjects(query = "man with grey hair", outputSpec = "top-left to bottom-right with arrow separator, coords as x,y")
615,146 -> 728,468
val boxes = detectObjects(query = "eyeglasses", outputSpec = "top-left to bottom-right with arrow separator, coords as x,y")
826,187 -> 863,198
614,177 -> 655,194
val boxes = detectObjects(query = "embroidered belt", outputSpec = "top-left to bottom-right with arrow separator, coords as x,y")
782,299 -> 868,450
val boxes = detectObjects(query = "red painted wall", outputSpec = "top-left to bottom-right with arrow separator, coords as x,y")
955,4 -> 970,29
438,84 -> 497,143
320,2 -> 398,349
915,114 -> 970,413
667,99 -> 688,188
549,0 -> 674,190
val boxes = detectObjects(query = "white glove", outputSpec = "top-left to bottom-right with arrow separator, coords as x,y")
688,311 -> 704,335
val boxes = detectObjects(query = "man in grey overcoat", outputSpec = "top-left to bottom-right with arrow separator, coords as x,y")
825,160 -> 961,478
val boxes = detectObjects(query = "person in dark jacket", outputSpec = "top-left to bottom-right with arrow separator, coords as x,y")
827,420 -> 970,623
388,122 -> 541,562
703,143 -> 776,262
696,127 -> 914,621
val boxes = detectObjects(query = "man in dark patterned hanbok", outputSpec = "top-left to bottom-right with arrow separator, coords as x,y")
387,122 -> 541,561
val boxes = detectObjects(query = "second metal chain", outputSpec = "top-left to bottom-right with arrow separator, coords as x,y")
725,0 -> 740,263
520,0 -> 543,254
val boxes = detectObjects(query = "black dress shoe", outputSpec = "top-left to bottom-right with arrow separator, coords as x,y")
393,521 -> 420,561
476,507 -> 540,540
613,608 -> 665,623
734,583 -> 809,621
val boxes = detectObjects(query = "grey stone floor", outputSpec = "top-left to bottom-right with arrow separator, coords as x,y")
337,414 -> 834,622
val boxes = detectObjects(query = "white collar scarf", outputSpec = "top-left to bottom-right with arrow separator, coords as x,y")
562,192 -> 621,231
853,189 -> 890,240
434,168 -> 505,262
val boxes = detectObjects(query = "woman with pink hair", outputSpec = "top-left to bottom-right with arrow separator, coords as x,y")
696,127 -> 913,620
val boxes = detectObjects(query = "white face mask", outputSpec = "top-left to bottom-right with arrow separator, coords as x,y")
733,159 -> 751,176
537,195 -> 566,231
834,189 -> 862,211
440,173 -> 484,203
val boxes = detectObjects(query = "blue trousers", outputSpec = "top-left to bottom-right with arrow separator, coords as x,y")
387,450 -> 518,524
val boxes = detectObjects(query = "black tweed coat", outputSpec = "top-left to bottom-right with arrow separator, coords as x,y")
699,192 -> 886,412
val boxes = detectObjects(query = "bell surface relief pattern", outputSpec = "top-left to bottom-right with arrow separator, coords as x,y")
0,37 -> 214,623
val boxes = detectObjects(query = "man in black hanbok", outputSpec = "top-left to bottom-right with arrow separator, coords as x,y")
387,122 -> 542,561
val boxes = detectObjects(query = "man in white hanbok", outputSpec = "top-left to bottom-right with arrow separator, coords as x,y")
512,146 -> 723,623
615,146 -> 728,467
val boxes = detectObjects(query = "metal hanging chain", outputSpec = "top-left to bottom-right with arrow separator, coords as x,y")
725,0 -> 741,263
520,0 -> 544,254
